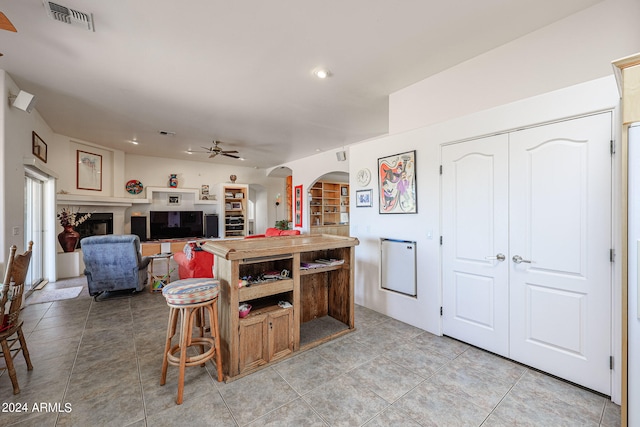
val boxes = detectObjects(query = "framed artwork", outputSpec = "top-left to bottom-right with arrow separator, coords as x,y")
356,189 -> 373,207
32,131 -> 47,163
378,150 -> 417,214
341,186 -> 348,196
76,150 -> 102,191
168,195 -> 181,206
294,184 -> 303,227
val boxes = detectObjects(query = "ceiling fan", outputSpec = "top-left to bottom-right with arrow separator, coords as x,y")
189,141 -> 241,159
0,12 -> 17,32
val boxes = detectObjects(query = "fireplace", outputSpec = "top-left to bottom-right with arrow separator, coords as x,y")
76,213 -> 113,247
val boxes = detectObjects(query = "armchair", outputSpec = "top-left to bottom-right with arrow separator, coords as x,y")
81,235 -> 151,297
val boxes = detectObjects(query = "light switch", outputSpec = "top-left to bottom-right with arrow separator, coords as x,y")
12,226 -> 19,236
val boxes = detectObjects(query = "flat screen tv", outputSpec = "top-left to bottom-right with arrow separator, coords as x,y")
149,211 -> 204,240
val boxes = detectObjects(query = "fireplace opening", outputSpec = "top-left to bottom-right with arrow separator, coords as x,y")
76,213 -> 113,247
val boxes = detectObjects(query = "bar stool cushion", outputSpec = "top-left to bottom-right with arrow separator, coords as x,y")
162,278 -> 219,305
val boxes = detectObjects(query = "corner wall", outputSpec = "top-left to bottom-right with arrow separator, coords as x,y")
389,0 -> 640,134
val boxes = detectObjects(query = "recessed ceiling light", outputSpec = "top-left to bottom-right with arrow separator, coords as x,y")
313,68 -> 331,79
186,150 -> 193,154
128,139 -> 139,145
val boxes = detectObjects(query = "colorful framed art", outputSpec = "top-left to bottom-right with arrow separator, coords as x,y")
294,184 -> 303,227
378,150 -> 417,214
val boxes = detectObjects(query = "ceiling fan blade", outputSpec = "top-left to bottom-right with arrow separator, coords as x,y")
0,12 -> 17,32
222,153 -> 240,159
221,150 -> 239,154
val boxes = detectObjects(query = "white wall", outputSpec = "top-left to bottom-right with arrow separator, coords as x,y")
1,71 -> 57,279
389,0 -> 640,134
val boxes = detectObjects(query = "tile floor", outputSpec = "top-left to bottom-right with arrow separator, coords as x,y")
0,277 -> 621,426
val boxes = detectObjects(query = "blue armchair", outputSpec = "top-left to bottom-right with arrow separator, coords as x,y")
81,235 -> 151,297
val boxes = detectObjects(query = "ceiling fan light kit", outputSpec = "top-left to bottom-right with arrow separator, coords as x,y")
190,141 -> 241,159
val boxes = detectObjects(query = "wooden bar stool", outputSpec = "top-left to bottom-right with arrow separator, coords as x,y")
160,278 -> 223,404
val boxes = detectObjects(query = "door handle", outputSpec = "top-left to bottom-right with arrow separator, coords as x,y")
512,255 -> 532,264
485,253 -> 506,261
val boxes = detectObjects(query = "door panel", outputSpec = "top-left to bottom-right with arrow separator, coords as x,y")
441,113 -> 612,395
442,134 -> 510,356
509,113 -> 611,394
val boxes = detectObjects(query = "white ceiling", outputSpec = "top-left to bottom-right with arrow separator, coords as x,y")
0,0 -> 601,168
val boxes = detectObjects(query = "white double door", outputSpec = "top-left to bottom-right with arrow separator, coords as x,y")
441,112 -> 612,394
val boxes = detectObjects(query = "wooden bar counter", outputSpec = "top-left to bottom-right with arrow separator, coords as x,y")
201,234 -> 359,381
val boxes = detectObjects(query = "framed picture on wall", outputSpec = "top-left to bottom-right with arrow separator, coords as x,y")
378,150 -> 417,214
76,150 -> 102,191
32,131 -> 47,163
168,195 -> 181,206
294,185 -> 303,227
356,189 -> 372,207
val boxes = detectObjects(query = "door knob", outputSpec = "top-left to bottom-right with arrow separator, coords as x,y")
512,255 -> 532,264
485,253 -> 506,261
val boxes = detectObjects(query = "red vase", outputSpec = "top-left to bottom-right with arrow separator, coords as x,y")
58,226 -> 80,252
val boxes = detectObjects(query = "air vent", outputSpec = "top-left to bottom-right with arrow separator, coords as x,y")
43,1 -> 94,31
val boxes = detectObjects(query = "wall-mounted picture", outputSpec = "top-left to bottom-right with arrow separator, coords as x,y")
341,186 -> 348,196
32,131 -> 47,163
378,150 -> 417,214
77,150 -> 102,191
294,184 -> 303,227
356,189 -> 373,207
168,195 -> 181,206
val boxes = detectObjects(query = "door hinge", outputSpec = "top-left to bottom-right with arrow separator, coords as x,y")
439,165 -> 443,175
610,355 -> 614,370
440,306 -> 443,316
440,236 -> 443,245
610,140 -> 615,155
610,249 -> 615,263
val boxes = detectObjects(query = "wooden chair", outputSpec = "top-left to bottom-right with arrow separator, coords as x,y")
0,242 -> 34,394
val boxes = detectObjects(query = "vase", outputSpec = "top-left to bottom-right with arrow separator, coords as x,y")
58,226 -> 80,252
169,174 -> 178,188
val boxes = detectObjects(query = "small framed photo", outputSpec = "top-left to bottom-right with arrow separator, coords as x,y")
77,150 -> 102,191
356,189 -> 373,207
32,131 -> 47,163
168,195 -> 181,206
341,186 -> 348,196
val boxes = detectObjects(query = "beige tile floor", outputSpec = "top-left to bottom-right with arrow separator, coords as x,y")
0,277 -> 621,426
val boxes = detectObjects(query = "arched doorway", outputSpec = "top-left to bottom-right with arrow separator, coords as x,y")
309,171 -> 349,236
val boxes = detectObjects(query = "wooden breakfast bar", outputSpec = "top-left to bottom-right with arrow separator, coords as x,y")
201,234 -> 359,381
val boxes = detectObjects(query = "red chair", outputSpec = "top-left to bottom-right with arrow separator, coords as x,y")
245,228 -> 301,238
173,243 -> 214,279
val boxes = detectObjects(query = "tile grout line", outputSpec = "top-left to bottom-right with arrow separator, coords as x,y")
54,299 -> 92,426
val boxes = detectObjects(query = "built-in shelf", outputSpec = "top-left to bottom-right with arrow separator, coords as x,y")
56,186 -> 219,207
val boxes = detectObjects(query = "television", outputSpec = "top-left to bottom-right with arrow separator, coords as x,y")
149,211 -> 204,240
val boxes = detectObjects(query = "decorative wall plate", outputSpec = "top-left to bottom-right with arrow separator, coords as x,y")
356,168 -> 371,187
125,179 -> 143,195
